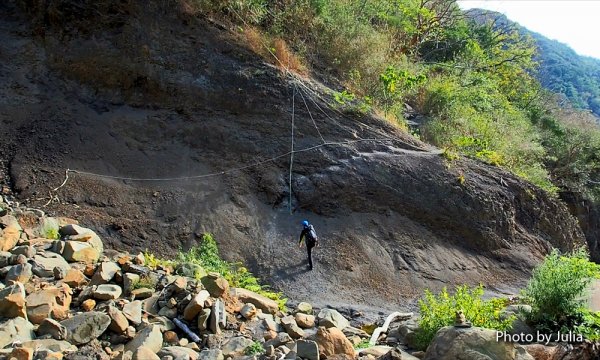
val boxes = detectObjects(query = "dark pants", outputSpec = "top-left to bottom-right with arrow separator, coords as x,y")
306,243 -> 315,269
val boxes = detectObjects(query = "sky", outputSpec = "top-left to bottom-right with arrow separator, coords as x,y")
457,1 -> 600,60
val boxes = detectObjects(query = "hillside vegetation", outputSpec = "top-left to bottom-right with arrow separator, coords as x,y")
190,0 -> 600,201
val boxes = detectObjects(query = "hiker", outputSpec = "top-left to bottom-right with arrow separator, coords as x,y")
299,220 -> 318,270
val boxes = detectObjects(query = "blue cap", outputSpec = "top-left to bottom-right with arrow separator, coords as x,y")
302,220 -> 309,227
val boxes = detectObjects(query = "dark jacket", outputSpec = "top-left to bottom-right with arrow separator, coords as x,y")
299,225 -> 318,247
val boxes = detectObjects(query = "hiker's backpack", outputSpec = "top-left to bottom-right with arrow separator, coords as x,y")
306,225 -> 318,245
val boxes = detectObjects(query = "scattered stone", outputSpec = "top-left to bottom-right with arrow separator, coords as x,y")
62,241 -> 100,263
5,263 -> 33,283
133,253 -> 145,266
59,224 -> 104,255
0,317 -> 35,348
315,326 -> 355,359
222,336 -> 255,357
53,266 -> 66,280
108,306 -> 129,334
167,297 -> 178,308
183,290 -> 210,321
89,261 -> 120,286
62,268 -> 88,287
93,284 -> 122,300
281,315 -> 306,339
10,346 -> 34,360
131,287 -> 154,299
164,330 -> 179,344
125,324 -> 163,354
296,340 -> 319,360
0,220 -> 21,251
132,346 -> 160,360
83,264 -> 96,277
158,346 -> 200,360
317,308 -> 350,330
158,305 -> 178,319
37,318 -> 68,340
175,262 -> 206,279
202,272 -> 229,298
199,349 -> 224,360
26,284 -> 72,324
198,308 -> 211,331
123,273 -> 140,295
230,287 -> 279,314
0,251 -> 11,267
295,313 -> 316,328
123,300 -> 143,325
179,338 -> 189,346
0,282 -> 27,319
61,311 -> 111,345
265,332 -> 293,348
172,276 -> 187,292
31,253 -> 70,278
21,339 -> 77,352
423,326 -> 533,360
209,298 -> 226,334
121,263 -> 150,276
11,245 -> 36,258
296,302 -> 313,314
81,299 -> 97,311
240,303 -> 258,320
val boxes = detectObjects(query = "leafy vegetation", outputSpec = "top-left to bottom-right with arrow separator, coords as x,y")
40,217 -> 60,239
414,284 -> 514,350
245,341 -> 265,355
523,248 -> 600,338
185,0 -> 600,200
146,234 -> 287,311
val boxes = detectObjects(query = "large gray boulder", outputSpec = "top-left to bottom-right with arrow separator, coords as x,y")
423,326 -> 534,360
0,317 -> 35,348
60,311 -> 111,345
31,253 -> 70,277
125,324 -> 163,354
317,308 -> 350,330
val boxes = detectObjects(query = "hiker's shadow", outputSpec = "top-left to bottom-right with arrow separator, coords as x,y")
276,261 -> 311,279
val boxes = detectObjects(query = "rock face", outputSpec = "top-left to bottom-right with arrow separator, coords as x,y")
423,326 -> 534,360
0,0 -> 586,314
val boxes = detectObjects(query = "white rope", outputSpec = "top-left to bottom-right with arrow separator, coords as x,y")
298,85 -> 326,144
289,85 -> 296,214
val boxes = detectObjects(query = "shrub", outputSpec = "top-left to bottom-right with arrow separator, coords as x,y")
414,284 -> 514,350
523,248 -> 600,333
245,341 -> 264,355
40,217 -> 60,239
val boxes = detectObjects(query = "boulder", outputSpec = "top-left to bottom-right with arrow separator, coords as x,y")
202,272 -> 229,298
315,326 -> 354,359
317,309 -> 350,330
132,287 -> 154,299
241,303 -> 258,320
20,339 -> 77,352
0,282 -> 27,319
108,306 -> 129,334
10,347 -> 33,360
62,241 -> 100,263
89,261 -> 120,285
62,268 -> 88,287
0,317 -> 35,348
31,253 -> 70,278
60,311 -> 111,345
123,273 -> 140,295
198,308 -> 211,331
37,318 -> 68,340
158,346 -> 200,360
133,346 -> 160,360
296,339 -> 319,360
296,302 -> 313,314
59,224 -> 104,254
123,300 -> 143,325
175,262 -> 206,278
221,336 -> 255,357
281,315 -> 306,339
375,347 -> 421,360
81,299 -> 97,311
125,325 -> 163,354
182,290 -> 210,321
199,349 -> 224,360
209,298 -> 226,334
25,284 -> 72,324
0,218 -> 21,251
230,287 -> 279,314
11,245 -> 36,258
93,284 -> 122,300
423,326 -> 534,360
295,313 -> 316,328
5,263 -> 33,283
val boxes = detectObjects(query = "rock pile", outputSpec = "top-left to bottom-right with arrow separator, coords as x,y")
0,200 -> 394,360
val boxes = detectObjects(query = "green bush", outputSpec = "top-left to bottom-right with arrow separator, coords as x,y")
176,234 -> 288,311
414,284 -> 514,350
523,248 -> 600,333
245,341 -> 264,355
40,217 -> 59,240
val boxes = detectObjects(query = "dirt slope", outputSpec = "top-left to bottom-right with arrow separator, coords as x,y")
0,1 -> 585,314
